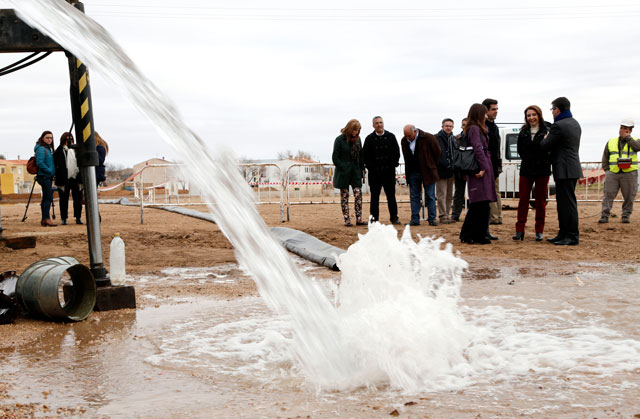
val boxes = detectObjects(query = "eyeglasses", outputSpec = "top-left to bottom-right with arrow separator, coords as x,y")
550,106 -> 557,111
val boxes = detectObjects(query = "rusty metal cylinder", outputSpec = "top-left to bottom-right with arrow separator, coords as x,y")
16,256 -> 96,322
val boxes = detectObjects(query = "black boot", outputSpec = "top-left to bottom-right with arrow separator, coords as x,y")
547,233 -> 564,243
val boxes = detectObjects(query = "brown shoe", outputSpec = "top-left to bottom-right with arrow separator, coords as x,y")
42,218 -> 57,227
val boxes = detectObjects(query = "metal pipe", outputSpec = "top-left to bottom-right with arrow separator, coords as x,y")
81,166 -> 104,276
16,256 -> 95,322
140,170 -> 144,224
65,1 -> 107,285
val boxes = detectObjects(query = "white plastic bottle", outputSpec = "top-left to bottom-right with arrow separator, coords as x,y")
110,233 -> 126,285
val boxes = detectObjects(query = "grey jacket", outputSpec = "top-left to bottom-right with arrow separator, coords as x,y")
540,116 -> 583,180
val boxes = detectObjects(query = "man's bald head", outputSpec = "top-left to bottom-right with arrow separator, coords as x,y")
403,124 -> 417,140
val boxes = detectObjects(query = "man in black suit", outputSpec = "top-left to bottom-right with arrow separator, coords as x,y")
482,98 -> 503,226
540,97 -> 583,245
363,116 -> 401,224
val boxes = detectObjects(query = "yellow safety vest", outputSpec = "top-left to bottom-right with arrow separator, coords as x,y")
607,136 -> 638,173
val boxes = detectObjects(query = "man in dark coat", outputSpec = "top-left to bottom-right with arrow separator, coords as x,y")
363,116 -> 401,224
451,118 -> 468,222
401,124 -> 441,226
540,97 -> 583,245
435,118 -> 456,224
482,98 -> 502,225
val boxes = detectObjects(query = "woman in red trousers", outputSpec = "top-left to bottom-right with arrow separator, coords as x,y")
513,105 -> 552,241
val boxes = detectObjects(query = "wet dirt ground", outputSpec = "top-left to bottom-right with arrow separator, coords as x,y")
1,199 -> 640,417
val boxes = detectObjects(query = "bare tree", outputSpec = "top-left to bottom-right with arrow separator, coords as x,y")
105,163 -> 133,181
277,150 -> 292,160
105,162 -> 125,172
237,155 -> 254,163
277,150 -> 314,161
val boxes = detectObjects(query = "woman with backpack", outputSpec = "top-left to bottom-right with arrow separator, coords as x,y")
54,132 -> 83,225
34,130 -> 57,227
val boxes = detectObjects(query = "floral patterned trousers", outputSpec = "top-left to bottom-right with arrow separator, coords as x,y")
340,187 -> 362,224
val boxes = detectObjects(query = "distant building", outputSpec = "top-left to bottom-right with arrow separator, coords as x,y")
0,157 -> 36,194
132,158 -> 181,188
241,157 -> 327,185
128,157 -> 331,198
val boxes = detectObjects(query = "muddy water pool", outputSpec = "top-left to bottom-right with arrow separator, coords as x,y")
2,258 -> 639,418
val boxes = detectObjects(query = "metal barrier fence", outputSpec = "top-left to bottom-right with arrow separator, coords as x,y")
109,161 -> 638,224
242,163 -> 284,206
284,163 -> 412,202
499,161 -> 633,203
284,163 -> 336,205
283,163 -> 415,221
121,163 -> 286,223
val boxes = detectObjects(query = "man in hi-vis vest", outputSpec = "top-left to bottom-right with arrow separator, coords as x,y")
599,119 -> 640,224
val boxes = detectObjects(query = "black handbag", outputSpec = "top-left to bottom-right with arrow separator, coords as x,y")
452,134 -> 480,175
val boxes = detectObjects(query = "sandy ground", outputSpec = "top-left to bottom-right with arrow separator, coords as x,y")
3,195 -> 639,276
1,196 -> 640,417
2,196 -> 639,338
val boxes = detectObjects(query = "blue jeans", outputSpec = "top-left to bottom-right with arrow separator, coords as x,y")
407,172 -> 436,224
37,176 -> 53,220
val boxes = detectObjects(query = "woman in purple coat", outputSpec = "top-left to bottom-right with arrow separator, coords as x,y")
459,103 -> 497,244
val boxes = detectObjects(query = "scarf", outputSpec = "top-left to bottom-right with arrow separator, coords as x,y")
530,125 -> 539,141
349,137 -> 361,166
554,109 -> 573,122
65,146 -> 79,180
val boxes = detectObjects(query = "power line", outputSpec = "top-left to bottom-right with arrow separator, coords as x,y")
77,1 -> 640,22
84,4 -> 640,12
85,8 -> 640,21
87,14 -> 640,22
82,3 -> 640,18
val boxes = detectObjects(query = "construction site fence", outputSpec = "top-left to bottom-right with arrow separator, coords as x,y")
116,162 -> 637,223
124,163 -> 285,223
500,161 -> 627,203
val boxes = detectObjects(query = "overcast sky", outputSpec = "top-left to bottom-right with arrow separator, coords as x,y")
2,0 -> 640,167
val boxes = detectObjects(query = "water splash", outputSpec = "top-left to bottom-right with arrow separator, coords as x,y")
333,224 -> 470,391
6,3 -> 640,410
8,0 -> 354,387
146,223 -> 473,392
8,0 -> 473,392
